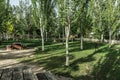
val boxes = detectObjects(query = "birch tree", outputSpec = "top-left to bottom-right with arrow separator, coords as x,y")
106,0 -> 120,47
31,0 -> 56,51
31,0 -> 45,51
74,0 -> 91,49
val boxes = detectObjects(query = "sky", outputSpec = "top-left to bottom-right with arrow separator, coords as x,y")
10,0 -> 19,6
10,0 -> 31,6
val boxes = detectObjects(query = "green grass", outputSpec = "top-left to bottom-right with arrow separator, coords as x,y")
0,39 -> 41,48
1,40 -> 120,80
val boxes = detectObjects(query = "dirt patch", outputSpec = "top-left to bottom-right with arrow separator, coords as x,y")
0,48 -> 36,68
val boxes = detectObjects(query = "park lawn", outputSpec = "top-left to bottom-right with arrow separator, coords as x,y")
18,40 -> 120,80
2,40 -> 119,80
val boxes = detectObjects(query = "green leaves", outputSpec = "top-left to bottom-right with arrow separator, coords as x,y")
5,20 -> 14,34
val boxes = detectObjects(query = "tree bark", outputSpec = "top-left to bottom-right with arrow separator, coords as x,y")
65,13 -> 70,66
80,33 -> 83,50
12,34 -> 15,40
59,33 -> 61,40
100,33 -> 104,42
5,33 -> 9,40
46,31 -> 48,41
65,26 -> 70,66
40,27 -> 44,51
62,28 -> 65,45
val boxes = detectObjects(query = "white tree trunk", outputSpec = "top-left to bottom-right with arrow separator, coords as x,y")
40,27 -> 44,51
109,27 -> 112,47
80,33 -> 83,50
65,13 -> 70,66
46,31 -> 48,41
100,33 -> 104,42
65,26 -> 70,66
5,33 -> 9,40
12,34 -> 15,40
65,0 -> 71,66
62,28 -> 65,44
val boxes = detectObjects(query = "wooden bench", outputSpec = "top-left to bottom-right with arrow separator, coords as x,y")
0,67 -> 57,80
0,66 -> 37,80
11,43 -> 23,50
36,72 -> 57,80
6,43 -> 24,50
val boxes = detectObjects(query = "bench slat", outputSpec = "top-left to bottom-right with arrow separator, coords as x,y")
36,73 -> 48,80
0,69 -> 3,78
12,67 -> 23,80
23,67 -> 37,80
0,68 -> 13,80
45,72 -> 57,80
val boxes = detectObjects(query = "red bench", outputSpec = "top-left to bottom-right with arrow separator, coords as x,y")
6,43 -> 24,50
11,43 -> 23,50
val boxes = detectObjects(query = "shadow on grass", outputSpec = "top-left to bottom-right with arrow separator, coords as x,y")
91,49 -> 120,80
35,54 -> 74,70
69,55 -> 95,73
20,53 -> 76,78
84,42 -> 106,49
38,55 -> 66,70
69,41 -> 107,53
35,42 -> 65,53
73,48 -> 120,80
69,46 -> 109,70
18,41 -> 120,80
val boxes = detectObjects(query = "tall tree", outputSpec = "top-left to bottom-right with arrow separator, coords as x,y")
74,0 -> 91,49
57,0 -> 72,66
88,0 -> 120,45
105,0 -> 120,47
31,0 -> 56,51
65,0 -> 71,66
1,0 -> 15,40
0,0 -> 6,35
